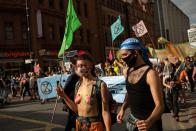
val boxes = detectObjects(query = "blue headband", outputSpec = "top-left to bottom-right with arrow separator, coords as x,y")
120,38 -> 144,50
120,38 -> 152,66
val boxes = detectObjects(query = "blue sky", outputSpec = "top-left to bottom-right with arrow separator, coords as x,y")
171,0 -> 196,24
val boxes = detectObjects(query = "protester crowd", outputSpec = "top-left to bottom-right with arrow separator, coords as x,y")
0,37 -> 196,130
0,67 -> 62,105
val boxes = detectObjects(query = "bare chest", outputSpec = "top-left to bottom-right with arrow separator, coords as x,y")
76,84 -> 99,116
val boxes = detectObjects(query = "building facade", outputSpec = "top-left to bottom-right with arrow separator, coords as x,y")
0,0 -> 163,72
0,0 -> 66,72
157,0 -> 190,43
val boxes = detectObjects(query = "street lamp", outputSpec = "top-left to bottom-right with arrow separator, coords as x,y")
25,0 -> 34,72
25,0 -> 32,60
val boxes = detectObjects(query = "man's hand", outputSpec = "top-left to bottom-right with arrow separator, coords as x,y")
136,120 -> 152,131
117,108 -> 124,124
56,86 -> 65,98
169,81 -> 174,87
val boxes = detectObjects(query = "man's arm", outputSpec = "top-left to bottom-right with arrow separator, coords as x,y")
162,76 -> 172,89
120,93 -> 129,111
56,87 -> 78,113
192,66 -> 196,81
101,82 -> 111,131
136,69 -> 164,130
116,68 -> 129,123
146,69 -> 164,126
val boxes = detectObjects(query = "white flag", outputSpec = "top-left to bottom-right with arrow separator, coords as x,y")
132,20 -> 148,37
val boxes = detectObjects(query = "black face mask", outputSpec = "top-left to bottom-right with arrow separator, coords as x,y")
122,53 -> 137,68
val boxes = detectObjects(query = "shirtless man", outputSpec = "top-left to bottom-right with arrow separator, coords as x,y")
56,54 -> 111,131
117,38 -> 164,131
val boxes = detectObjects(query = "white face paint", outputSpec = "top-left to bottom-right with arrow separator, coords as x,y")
76,60 -> 92,77
126,0 -> 134,4
141,0 -> 148,4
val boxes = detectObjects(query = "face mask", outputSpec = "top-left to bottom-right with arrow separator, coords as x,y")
122,53 -> 137,68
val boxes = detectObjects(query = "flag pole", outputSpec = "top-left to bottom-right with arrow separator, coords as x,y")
147,32 -> 156,49
50,53 -> 64,124
147,32 -> 158,62
112,41 -> 115,60
50,96 -> 59,124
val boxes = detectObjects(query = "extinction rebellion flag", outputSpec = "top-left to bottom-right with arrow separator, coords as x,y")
132,20 -> 148,37
58,0 -> 81,57
111,16 -> 124,41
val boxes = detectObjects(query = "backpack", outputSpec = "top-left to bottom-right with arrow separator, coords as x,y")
75,79 -> 117,125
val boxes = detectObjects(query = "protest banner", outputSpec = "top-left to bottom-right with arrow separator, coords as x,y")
37,74 -> 69,100
37,75 -> 126,103
188,28 -> 196,47
99,76 -> 126,103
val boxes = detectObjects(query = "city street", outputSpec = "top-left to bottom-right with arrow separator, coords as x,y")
0,0 -> 196,130
0,92 -> 195,131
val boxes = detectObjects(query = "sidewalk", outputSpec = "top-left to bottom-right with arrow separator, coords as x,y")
187,91 -> 196,128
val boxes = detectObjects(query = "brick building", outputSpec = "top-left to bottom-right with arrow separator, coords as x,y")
0,0 -> 160,73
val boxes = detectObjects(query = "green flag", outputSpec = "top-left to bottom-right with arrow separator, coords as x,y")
110,16 -> 124,41
58,0 -> 81,57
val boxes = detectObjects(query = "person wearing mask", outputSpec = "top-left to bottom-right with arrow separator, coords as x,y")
117,38 -> 164,131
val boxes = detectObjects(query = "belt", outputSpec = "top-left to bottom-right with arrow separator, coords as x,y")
77,116 -> 101,125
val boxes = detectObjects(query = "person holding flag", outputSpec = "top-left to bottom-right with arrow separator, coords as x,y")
57,0 -> 81,130
56,54 -> 111,131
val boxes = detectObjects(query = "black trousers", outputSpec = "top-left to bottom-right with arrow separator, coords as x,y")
165,88 -> 179,116
22,86 -> 31,98
65,109 -> 76,131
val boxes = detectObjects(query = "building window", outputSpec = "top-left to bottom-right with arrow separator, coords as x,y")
4,22 -> 14,40
80,29 -> 83,43
107,15 -> 110,26
59,0 -> 64,10
102,15 -> 105,25
48,0 -> 54,8
84,2 -> 88,18
106,31 -> 111,46
105,31 -> 108,45
38,0 -> 44,5
166,29 -> 170,41
59,26 -> 64,42
49,24 -> 55,40
87,29 -> 90,44
76,0 -> 80,15
22,23 -> 28,40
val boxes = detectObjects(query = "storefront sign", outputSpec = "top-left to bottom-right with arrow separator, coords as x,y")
0,52 -> 33,58
39,49 -> 57,56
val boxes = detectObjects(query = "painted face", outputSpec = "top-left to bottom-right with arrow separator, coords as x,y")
76,60 -> 92,77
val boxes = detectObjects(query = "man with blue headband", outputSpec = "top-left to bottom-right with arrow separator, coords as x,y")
117,38 -> 164,131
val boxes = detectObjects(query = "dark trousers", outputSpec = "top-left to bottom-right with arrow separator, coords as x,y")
165,88 -> 179,116
130,119 -> 162,131
189,79 -> 195,92
65,110 -> 76,131
22,86 -> 31,98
